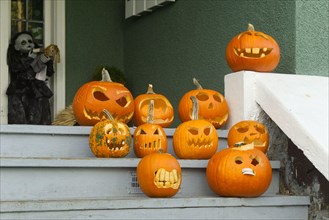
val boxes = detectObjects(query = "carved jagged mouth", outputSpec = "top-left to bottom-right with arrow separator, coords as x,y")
200,114 -> 228,127
106,137 -> 128,151
83,108 -> 133,122
141,116 -> 174,124
187,137 -> 214,149
234,47 -> 272,58
154,168 -> 180,189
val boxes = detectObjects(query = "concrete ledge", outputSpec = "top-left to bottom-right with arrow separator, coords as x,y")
1,196 -> 310,212
0,196 -> 310,220
225,71 -> 329,180
0,157 -> 280,169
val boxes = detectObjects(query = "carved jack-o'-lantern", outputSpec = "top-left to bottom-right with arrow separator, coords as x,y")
226,24 -> 280,72
206,143 -> 272,197
89,109 -> 132,158
137,151 -> 182,197
178,78 -> 229,128
174,96 -> 218,159
134,100 -> 168,158
134,84 -> 174,128
73,68 -> 134,126
227,120 -> 269,153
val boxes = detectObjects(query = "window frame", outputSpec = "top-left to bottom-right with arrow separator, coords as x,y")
0,0 -> 65,124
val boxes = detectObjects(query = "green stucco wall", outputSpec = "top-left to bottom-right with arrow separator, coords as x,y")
123,0 -> 295,127
65,0 -> 125,104
65,0 -> 328,127
295,0 -> 329,76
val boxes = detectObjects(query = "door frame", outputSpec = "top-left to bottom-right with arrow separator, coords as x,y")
0,0 -> 66,124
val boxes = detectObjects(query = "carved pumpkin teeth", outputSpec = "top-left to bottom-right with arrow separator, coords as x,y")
242,168 -> 255,176
234,48 -> 272,58
154,168 -> 180,189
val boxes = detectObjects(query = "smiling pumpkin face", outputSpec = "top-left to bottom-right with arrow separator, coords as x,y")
226,24 -> 280,72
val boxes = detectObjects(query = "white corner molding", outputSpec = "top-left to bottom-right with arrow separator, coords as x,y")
0,0 -> 11,124
225,71 -> 329,180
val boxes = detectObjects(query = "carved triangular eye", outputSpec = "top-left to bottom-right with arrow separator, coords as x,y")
140,129 -> 147,135
236,126 -> 249,133
254,125 -> 265,134
153,128 -> 160,135
188,127 -> 199,135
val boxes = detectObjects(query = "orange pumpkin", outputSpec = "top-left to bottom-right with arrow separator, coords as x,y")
89,109 -> 132,158
178,78 -> 229,128
226,24 -> 280,72
206,143 -> 272,197
137,151 -> 182,197
173,96 -> 218,159
73,68 -> 134,126
134,84 -> 174,128
227,120 -> 269,153
134,100 -> 168,158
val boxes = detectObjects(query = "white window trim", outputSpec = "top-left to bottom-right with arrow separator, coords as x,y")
0,0 -> 66,124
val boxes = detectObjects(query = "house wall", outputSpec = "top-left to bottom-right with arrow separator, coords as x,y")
123,0 -> 296,127
65,0 -> 328,127
65,0 -> 125,104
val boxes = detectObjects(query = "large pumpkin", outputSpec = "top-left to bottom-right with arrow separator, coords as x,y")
178,78 -> 229,128
134,100 -> 168,158
227,120 -> 269,153
174,96 -> 218,159
89,109 -> 132,158
206,143 -> 272,197
134,84 -> 174,128
137,151 -> 182,197
226,24 -> 280,72
73,68 -> 134,126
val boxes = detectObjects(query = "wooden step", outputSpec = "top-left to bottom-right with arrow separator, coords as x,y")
0,157 -> 280,201
0,196 -> 310,220
0,125 -> 229,158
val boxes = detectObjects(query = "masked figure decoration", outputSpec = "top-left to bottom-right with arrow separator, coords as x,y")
6,31 -> 60,125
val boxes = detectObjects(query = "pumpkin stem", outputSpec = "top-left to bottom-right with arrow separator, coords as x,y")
190,96 -> 199,120
193,78 -> 203,90
146,99 -> 154,124
146,84 -> 155,94
102,109 -> 114,121
248,23 -> 255,31
101,68 -> 113,82
158,148 -> 163,154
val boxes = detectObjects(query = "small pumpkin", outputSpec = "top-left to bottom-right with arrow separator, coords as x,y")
173,96 -> 218,159
227,120 -> 269,153
137,150 -> 182,197
226,24 -> 280,72
73,68 -> 134,126
178,78 -> 229,128
89,109 -> 132,158
206,143 -> 272,197
134,84 -> 174,128
134,100 -> 168,158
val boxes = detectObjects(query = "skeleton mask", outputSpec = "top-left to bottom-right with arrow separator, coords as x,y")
14,33 -> 35,53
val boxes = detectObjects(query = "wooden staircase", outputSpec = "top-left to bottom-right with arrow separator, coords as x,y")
0,125 -> 310,219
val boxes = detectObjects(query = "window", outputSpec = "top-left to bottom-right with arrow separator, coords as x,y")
0,0 -> 65,124
11,0 -> 44,46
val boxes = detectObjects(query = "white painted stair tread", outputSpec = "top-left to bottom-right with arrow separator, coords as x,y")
1,196 -> 310,212
1,157 -> 280,169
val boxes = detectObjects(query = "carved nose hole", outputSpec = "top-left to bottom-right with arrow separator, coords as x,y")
116,97 -> 128,107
